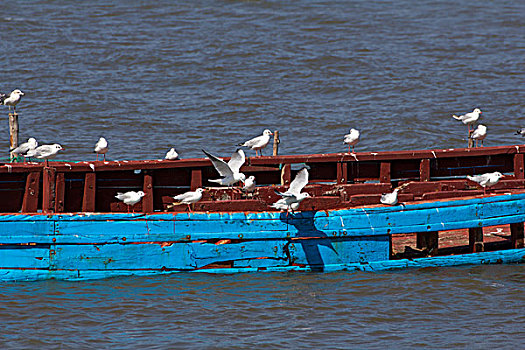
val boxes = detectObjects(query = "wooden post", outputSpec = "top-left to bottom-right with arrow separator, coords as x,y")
420,159 -> 430,182
337,162 -> 347,184
42,167 -> 56,213
142,172 -> 154,213
514,154 -> 524,179
379,162 -> 391,183
469,227 -> 484,252
273,130 -> 280,156
55,173 -> 65,213
190,169 -> 202,190
510,222 -> 524,249
416,231 -> 439,255
82,172 -> 96,212
21,172 -> 40,212
468,130 -> 474,148
8,112 -> 18,161
281,164 -> 291,186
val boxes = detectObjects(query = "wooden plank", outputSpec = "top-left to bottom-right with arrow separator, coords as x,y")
379,162 -> 391,183
142,172 -> 154,213
21,172 -> 40,213
514,154 -> 524,179
55,173 -> 65,213
416,231 -> 439,255
281,164 -> 291,186
82,173 -> 96,212
469,227 -> 484,252
510,222 -> 524,249
42,167 -> 56,213
420,158 -> 430,182
190,169 -> 202,190
337,162 -> 347,184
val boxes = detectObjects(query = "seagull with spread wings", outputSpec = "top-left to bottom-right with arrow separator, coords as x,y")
202,149 -> 246,187
271,168 -> 310,213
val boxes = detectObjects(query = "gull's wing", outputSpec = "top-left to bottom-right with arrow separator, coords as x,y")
227,149 -> 245,173
288,168 -> 309,196
174,191 -> 192,201
202,150 -> 233,178
241,134 -> 264,148
274,189 -> 297,199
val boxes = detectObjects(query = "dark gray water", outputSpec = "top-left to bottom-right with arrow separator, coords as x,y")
1,0 -> 524,348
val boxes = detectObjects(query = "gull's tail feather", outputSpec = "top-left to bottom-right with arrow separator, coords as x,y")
452,114 -> 461,120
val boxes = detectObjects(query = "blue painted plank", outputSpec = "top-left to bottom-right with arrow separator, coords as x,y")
0,222 -> 55,244
0,247 -> 50,268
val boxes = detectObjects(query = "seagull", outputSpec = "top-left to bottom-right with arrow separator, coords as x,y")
1,89 -> 25,113
380,183 -> 410,206
467,171 -> 504,194
26,144 -> 64,166
452,108 -> 482,133
470,124 -> 487,147
172,188 -> 204,211
344,128 -> 360,153
202,149 -> 246,187
165,148 -> 179,160
237,129 -> 273,156
115,191 -> 145,213
242,175 -> 256,193
271,168 -> 310,213
10,137 -> 38,162
94,137 -> 108,161
515,128 -> 525,137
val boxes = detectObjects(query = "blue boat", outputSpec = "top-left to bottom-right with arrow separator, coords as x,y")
0,145 -> 524,281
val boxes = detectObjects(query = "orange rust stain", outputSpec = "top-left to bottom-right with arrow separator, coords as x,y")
160,242 -> 173,248
215,239 -> 231,245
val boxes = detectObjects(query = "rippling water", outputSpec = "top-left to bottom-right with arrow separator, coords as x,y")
1,0 -> 524,348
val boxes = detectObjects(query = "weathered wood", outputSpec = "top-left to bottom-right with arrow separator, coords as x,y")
469,227 -> 484,252
142,172 -> 154,213
21,172 -> 40,212
55,173 -> 65,213
379,162 -> 391,183
420,158 -> 430,182
42,167 -> 56,213
281,164 -> 291,186
273,130 -> 279,156
82,172 -> 96,212
416,231 -> 439,255
514,154 -> 524,179
8,113 -> 18,161
510,222 -> 524,249
190,169 -> 202,190
337,162 -> 347,184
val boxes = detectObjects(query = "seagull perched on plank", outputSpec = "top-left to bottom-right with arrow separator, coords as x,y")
203,149 -> 246,187
467,171 -> 504,194
271,168 -> 310,213
470,124 -> 487,147
452,108 -> 482,133
344,128 -> 360,153
10,137 -> 38,162
1,89 -> 25,113
242,175 -> 256,193
26,144 -> 64,166
237,129 -> 273,156
94,137 -> 108,161
115,191 -> 145,213
165,148 -> 179,160
380,183 -> 410,206
172,188 -> 204,211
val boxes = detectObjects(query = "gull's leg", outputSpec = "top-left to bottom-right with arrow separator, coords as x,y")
103,154 -> 106,161
96,154 -> 99,161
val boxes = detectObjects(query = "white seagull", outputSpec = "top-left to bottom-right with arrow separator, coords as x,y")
470,124 -> 487,147
165,148 -> 179,160
452,108 -> 482,132
1,89 -> 25,113
26,144 -> 64,166
203,149 -> 246,187
94,137 -> 108,161
238,129 -> 273,156
10,137 -> 38,162
380,183 -> 410,206
115,191 -> 145,213
344,128 -> 360,153
242,175 -> 256,194
173,188 -> 204,211
467,171 -> 504,194
271,168 -> 310,213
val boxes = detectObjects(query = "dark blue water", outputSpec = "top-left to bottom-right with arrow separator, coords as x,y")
1,0 -> 524,348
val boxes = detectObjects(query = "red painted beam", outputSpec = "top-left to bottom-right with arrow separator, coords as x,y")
21,172 -> 40,213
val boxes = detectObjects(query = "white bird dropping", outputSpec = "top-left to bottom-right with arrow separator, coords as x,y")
470,124 -> 487,147
94,137 -> 109,161
115,191 -> 145,213
165,148 -> 179,160
344,128 -> 360,153
238,129 -> 273,156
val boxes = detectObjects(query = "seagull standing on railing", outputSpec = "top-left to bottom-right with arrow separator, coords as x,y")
203,149 -> 246,187
26,144 -> 64,166
94,137 -> 108,161
172,188 -> 204,211
470,124 -> 487,147
271,168 -> 310,213
10,137 -> 38,162
1,89 -> 25,113
115,191 -> 145,213
452,108 -> 482,134
344,128 -> 360,153
237,129 -> 273,156
467,171 -> 504,194
380,183 -> 410,206
165,148 -> 179,160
